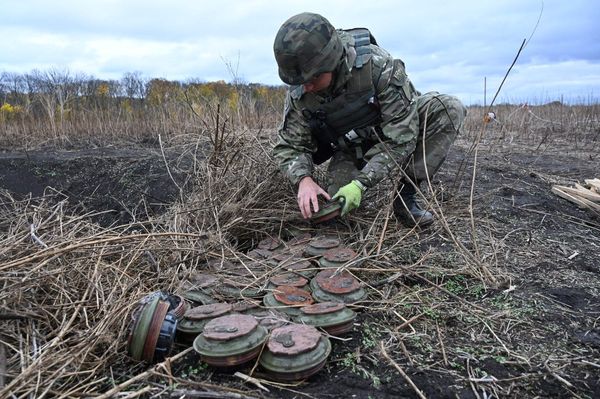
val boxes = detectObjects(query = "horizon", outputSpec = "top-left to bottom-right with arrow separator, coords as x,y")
1,1 -> 599,106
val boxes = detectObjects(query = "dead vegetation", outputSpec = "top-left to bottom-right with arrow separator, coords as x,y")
1,91 -> 599,398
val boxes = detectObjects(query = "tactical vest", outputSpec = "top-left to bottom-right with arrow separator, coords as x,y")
298,28 -> 381,141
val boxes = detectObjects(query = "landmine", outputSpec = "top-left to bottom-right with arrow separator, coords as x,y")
128,294 -> 178,363
303,236 -> 341,257
310,269 -> 367,304
193,314 -> 268,367
176,303 -> 232,344
181,273 -> 219,305
318,247 -> 358,269
257,237 -> 283,251
296,302 -> 356,335
231,299 -> 291,330
263,285 -> 315,317
268,272 -> 309,289
218,261 -> 268,299
127,233 -> 365,380
310,200 -> 342,223
273,252 -> 315,278
259,324 -> 332,381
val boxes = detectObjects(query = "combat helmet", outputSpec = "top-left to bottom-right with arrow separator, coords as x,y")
273,12 -> 343,85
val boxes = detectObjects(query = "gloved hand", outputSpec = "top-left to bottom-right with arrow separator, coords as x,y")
333,180 -> 365,216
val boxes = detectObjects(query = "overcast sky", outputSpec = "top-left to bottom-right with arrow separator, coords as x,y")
1,0 -> 599,105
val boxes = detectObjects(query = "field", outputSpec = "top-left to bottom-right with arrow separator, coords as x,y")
1,80 -> 599,399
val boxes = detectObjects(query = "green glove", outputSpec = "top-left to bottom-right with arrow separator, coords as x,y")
333,180 -> 365,216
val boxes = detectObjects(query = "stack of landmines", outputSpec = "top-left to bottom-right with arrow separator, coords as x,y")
127,234 -> 367,381
552,178 -> 600,217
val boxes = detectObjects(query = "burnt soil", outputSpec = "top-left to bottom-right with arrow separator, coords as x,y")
1,143 -> 599,398
0,147 -> 188,226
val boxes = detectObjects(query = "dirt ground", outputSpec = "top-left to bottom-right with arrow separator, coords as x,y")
1,139 -> 599,398
0,147 -> 187,226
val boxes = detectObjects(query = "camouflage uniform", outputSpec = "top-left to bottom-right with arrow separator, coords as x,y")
273,13 -> 467,197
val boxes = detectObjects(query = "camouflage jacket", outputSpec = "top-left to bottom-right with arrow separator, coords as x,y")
273,29 -> 421,189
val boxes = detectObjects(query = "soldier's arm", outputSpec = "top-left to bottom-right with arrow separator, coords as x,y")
272,93 -> 317,186
356,49 -> 420,189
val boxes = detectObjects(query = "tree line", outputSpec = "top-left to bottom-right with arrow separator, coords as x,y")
0,69 -> 286,148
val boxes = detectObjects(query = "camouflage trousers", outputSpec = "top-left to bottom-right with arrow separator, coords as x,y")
326,92 -> 467,195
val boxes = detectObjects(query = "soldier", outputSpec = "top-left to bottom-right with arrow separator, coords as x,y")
272,12 -> 467,227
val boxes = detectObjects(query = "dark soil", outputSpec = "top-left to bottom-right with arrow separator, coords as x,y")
0,147 -> 188,226
1,143 -> 599,398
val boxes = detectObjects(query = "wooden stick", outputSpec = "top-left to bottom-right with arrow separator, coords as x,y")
394,304 -> 441,332
380,341 -> 427,399
584,178 -> 600,193
552,186 -> 600,214
556,184 -> 600,203
435,321 -> 449,366
234,372 -> 269,392
0,341 -> 5,389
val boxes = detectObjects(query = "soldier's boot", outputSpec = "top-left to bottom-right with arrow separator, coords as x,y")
393,181 -> 434,228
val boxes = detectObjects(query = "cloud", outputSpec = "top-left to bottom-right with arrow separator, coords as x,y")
0,0 -> 598,103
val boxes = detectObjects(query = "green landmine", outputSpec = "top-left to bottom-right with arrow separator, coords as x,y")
295,302 -> 356,335
193,314 -> 268,367
259,324 -> 332,381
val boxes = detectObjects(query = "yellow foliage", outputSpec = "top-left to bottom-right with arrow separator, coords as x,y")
96,83 -> 110,97
227,91 -> 239,110
0,103 -> 24,121
255,86 -> 269,99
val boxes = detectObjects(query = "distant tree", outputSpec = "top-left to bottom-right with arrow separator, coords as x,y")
121,71 -> 146,99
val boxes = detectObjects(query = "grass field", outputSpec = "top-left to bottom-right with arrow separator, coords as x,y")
1,81 -> 599,398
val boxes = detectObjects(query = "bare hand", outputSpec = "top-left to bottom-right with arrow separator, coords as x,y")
297,176 -> 331,219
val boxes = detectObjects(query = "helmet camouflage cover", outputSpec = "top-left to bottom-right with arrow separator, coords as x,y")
273,12 -> 344,85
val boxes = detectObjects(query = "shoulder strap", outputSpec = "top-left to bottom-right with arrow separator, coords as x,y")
343,28 -> 376,68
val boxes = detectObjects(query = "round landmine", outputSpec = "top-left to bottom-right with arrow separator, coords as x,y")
296,302 -> 357,335
142,300 -> 172,361
310,269 -> 367,304
280,258 -> 316,279
303,236 -> 341,257
246,248 -> 274,261
176,303 -> 232,343
153,312 -> 178,362
165,294 -> 187,319
271,251 -> 302,265
258,237 -> 283,251
187,273 -> 219,290
310,200 -> 342,223
207,259 -> 235,272
318,247 -> 358,269
181,274 -> 219,305
135,291 -> 188,320
273,252 -> 314,276
250,308 -> 290,331
226,260 -> 267,278
268,273 -> 309,290
128,296 -> 160,361
231,299 -> 262,313
286,233 -> 313,248
128,296 -> 178,363
259,324 -> 331,381
219,275 -> 266,300
181,290 -> 216,306
263,286 -> 314,317
193,314 -> 268,367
